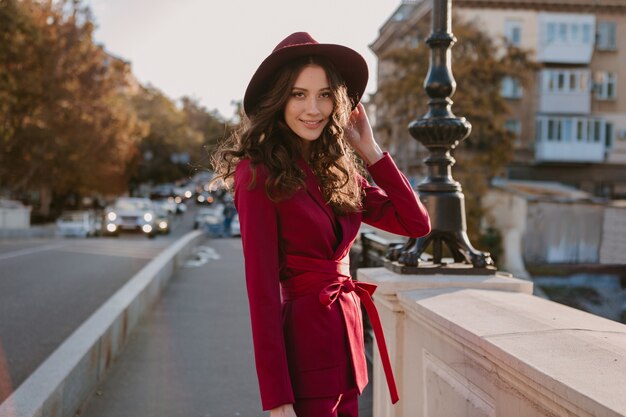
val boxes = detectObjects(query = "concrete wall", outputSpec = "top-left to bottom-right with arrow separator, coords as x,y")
360,267 -> 626,417
483,184 -> 625,268
600,203 -> 626,264
524,201 -> 603,264
0,206 -> 30,228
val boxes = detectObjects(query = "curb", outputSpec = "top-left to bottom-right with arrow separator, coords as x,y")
0,230 -> 205,417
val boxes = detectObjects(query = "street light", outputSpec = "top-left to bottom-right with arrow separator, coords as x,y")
386,0 -> 495,274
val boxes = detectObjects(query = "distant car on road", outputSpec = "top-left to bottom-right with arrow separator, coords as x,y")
193,204 -> 225,236
152,201 -> 172,235
231,213 -> 240,237
103,197 -> 158,238
56,210 -> 102,238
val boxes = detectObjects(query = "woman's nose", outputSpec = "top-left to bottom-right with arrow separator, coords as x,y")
304,98 -> 321,114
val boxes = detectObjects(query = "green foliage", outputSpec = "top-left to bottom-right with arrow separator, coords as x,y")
375,15 -> 537,246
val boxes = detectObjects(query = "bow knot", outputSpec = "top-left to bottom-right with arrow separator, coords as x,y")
318,279 -> 377,306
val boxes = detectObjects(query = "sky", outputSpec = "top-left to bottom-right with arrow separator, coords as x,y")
87,0 -> 403,120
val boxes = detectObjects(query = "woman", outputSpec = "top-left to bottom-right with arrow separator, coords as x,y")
211,32 -> 431,417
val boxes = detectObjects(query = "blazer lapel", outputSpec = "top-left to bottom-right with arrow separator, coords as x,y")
296,159 -> 336,226
296,159 -> 361,259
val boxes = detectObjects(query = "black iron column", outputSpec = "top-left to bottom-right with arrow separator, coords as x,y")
385,0 -> 495,274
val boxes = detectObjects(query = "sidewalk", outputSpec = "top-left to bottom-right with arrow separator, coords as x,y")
79,237 -> 373,416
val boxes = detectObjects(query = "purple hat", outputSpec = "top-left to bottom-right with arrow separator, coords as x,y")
243,32 -> 369,114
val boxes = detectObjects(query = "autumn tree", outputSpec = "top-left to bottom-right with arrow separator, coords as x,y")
0,0 -> 144,217
375,15 -> 536,254
180,96 -> 231,168
128,87 -> 207,189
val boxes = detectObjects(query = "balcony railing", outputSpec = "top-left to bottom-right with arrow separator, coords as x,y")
535,116 -> 609,162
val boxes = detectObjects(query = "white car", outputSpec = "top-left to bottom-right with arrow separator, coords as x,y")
56,210 -> 102,237
103,197 -> 158,238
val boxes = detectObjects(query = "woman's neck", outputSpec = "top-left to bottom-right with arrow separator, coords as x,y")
300,141 -> 312,162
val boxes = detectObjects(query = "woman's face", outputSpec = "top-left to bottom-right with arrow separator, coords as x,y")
284,64 -> 334,143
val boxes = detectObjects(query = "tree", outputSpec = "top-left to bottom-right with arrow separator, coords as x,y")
180,96 -> 231,168
0,0 -> 144,217
375,15 -> 536,250
128,87 -> 206,188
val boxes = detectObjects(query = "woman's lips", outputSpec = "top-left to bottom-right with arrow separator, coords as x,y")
300,119 -> 323,129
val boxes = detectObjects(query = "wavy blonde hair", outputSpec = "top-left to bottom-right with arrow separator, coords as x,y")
211,56 -> 364,215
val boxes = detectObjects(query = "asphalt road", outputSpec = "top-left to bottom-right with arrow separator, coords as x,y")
0,208 -> 197,404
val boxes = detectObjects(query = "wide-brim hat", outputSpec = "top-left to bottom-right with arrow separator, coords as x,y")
243,32 -> 369,115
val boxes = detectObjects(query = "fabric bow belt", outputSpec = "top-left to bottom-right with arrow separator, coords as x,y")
281,254 -> 399,404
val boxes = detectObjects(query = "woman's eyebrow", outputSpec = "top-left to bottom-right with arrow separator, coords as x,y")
291,86 -> 331,91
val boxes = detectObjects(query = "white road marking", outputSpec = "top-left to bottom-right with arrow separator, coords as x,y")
0,242 -> 71,261
184,245 -> 221,267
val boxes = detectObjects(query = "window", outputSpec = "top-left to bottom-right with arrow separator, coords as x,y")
558,23 -> 567,42
547,23 -> 556,43
606,123 -> 613,148
582,24 -> 592,43
537,116 -> 608,143
597,22 -> 617,50
501,76 -> 523,99
577,120 -> 584,141
505,20 -> 522,46
505,119 -> 521,136
542,69 -> 589,93
595,72 -> 617,100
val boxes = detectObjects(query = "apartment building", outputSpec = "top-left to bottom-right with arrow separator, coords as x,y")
371,0 -> 626,198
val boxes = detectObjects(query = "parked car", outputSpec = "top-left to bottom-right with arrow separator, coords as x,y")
103,197 -> 158,238
56,210 -> 102,237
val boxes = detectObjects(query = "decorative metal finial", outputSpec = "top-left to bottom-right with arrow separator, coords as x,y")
385,0 -> 495,274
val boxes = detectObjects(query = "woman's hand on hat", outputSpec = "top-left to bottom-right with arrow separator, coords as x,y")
270,403 -> 297,417
346,103 -> 383,166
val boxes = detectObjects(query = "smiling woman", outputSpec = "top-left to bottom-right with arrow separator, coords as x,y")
209,32 -> 431,417
284,65 -> 334,145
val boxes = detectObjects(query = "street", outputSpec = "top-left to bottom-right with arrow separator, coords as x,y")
0,209 -> 196,404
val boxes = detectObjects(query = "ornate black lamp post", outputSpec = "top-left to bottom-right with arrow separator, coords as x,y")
386,0 -> 495,274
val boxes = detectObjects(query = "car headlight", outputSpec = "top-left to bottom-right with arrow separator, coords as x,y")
107,212 -> 117,221
143,213 -> 153,222
158,221 -> 168,229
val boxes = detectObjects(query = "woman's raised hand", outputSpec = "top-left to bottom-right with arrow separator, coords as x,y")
345,102 -> 383,166
270,403 -> 297,417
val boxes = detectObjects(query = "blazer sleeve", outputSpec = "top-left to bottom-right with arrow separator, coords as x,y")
234,159 -> 295,410
360,152 -> 431,237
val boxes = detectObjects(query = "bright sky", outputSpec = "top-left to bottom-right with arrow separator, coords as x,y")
87,0 -> 402,120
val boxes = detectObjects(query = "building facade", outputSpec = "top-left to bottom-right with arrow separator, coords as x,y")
371,0 -> 626,198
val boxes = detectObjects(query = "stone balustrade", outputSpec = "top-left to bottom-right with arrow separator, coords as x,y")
359,267 -> 626,417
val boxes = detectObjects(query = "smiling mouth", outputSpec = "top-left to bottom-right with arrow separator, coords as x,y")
300,119 -> 323,127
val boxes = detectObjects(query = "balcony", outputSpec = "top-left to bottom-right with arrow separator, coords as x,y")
535,116 -> 608,163
537,13 -> 595,64
538,69 -> 591,114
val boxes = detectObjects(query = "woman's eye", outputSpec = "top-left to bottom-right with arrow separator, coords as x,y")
291,91 -> 305,98
320,92 -> 331,99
